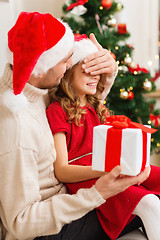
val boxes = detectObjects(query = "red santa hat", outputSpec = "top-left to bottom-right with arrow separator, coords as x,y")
8,11 -> 74,95
71,34 -> 98,67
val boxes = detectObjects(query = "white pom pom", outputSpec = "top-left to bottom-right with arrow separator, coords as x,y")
2,89 -> 29,113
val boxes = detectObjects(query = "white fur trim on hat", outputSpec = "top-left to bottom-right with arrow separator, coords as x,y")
7,20 -> 74,78
32,21 -> 74,76
2,89 -> 29,113
71,38 -> 98,67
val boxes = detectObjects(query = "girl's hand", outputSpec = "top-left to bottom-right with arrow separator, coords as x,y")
82,33 -> 118,76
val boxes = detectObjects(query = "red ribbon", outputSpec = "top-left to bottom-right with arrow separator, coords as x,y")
104,115 -> 157,173
105,115 -> 157,134
66,0 -> 88,11
150,114 -> 160,128
128,64 -> 148,74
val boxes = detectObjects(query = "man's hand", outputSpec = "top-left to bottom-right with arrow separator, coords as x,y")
95,165 -> 151,200
82,33 -> 118,76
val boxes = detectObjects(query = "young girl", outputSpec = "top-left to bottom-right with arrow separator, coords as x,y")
47,35 -> 160,240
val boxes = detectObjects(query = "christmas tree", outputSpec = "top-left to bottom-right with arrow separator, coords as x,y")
62,0 -> 160,153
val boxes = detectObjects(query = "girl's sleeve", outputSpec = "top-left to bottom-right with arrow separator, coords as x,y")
46,102 -> 71,135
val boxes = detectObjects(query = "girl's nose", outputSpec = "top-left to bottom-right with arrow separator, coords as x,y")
93,74 -> 100,81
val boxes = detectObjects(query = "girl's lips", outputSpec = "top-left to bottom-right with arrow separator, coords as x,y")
86,82 -> 98,86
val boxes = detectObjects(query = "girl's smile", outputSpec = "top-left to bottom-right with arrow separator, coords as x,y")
71,63 -> 100,104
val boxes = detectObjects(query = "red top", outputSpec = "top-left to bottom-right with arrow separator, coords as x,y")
47,101 -> 101,166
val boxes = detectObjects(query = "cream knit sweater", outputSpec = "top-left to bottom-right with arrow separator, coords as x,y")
0,64 -> 105,240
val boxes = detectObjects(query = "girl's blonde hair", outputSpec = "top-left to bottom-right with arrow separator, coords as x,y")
50,64 -> 108,126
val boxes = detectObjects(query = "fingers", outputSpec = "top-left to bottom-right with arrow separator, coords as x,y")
83,61 -> 116,75
136,166 -> 151,184
83,34 -> 118,76
108,165 -> 121,180
83,49 -> 109,65
120,166 -> 151,188
82,49 -> 117,75
89,33 -> 103,51
95,166 -> 151,200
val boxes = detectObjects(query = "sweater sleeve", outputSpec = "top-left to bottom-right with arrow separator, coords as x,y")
0,148 -> 105,240
47,102 -> 71,135
100,69 -> 118,102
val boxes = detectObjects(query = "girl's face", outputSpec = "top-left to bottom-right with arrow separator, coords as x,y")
71,62 -> 100,105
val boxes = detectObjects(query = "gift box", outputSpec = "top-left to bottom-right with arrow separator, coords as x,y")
92,115 -> 157,176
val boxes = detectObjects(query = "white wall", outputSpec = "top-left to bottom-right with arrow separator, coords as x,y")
0,1 -> 12,76
10,0 -> 65,22
118,0 -> 159,75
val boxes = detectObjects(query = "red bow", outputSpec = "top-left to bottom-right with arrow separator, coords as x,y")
128,64 -> 148,74
106,115 -> 157,134
150,114 -> 160,128
66,0 -> 88,11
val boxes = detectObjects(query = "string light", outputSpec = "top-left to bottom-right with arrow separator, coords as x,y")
118,66 -> 122,71
103,100 -> 106,104
147,60 -> 152,66
115,46 -> 119,50
99,6 -> 103,10
120,74 -> 123,77
134,71 -> 138,75
157,143 -> 160,147
120,88 -> 124,92
151,138 -> 154,142
129,86 -> 133,90
148,120 -> 151,124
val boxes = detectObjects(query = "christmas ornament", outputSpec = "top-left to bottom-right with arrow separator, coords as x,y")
116,2 -> 123,12
128,91 -> 134,100
110,51 -> 116,60
66,0 -> 88,11
120,91 -> 128,99
124,54 -> 132,64
101,0 -> 112,10
122,65 -> 128,72
107,17 -> 116,27
70,5 -> 87,15
129,61 -> 137,68
118,23 -> 127,34
143,79 -> 152,91
126,43 -> 133,49
118,40 -> 125,46
119,65 -> 128,72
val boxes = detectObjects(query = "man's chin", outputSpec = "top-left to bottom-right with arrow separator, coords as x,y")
50,79 -> 62,88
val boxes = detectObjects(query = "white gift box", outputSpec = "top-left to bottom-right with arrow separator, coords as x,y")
92,125 -> 151,176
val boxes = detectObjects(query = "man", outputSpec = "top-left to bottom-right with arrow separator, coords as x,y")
0,12 -> 149,240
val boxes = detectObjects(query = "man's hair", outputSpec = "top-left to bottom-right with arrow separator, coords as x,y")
49,64 -> 108,126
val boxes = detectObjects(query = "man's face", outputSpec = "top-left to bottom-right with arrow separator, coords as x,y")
29,50 -> 73,89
